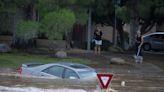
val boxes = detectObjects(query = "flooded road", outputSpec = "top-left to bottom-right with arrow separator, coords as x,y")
0,73 -> 99,92
0,86 -> 87,92
0,67 -> 164,92
0,72 -> 119,92
1,70 -> 164,92
0,52 -> 164,92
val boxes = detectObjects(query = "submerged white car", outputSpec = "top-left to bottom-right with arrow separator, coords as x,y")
18,62 -> 97,80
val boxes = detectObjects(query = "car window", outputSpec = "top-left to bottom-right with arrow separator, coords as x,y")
162,34 -> 164,40
78,71 -> 97,79
42,66 -> 64,77
151,34 -> 160,39
151,34 -> 163,39
64,69 -> 79,79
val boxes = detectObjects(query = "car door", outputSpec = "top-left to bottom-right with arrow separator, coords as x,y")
63,69 -> 79,79
150,34 -> 164,50
162,34 -> 164,50
40,65 -> 65,78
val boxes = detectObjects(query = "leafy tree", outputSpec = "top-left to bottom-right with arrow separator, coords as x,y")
37,0 -> 61,18
115,0 -> 164,47
92,0 -> 126,48
116,6 -> 129,23
74,0 -> 95,25
37,0 -> 94,25
0,0 -> 39,49
16,20 -> 39,40
40,9 -> 75,49
0,0 -> 17,34
40,9 -> 75,40
93,0 -> 164,49
137,0 -> 164,33
37,0 -> 94,50
13,20 -> 39,49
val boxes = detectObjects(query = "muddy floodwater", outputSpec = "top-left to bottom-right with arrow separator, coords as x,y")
0,86 -> 89,92
0,73 -> 101,92
0,52 -> 164,92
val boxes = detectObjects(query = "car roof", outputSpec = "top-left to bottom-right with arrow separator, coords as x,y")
57,62 -> 94,71
143,32 -> 164,37
45,62 -> 95,72
57,62 -> 88,68
27,62 -> 95,73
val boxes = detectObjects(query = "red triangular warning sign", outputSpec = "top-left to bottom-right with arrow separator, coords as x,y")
97,73 -> 113,89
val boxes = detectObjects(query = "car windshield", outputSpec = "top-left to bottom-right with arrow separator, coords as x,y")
78,71 -> 97,79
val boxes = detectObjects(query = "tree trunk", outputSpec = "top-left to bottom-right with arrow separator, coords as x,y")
129,0 -> 139,48
11,11 -> 17,48
87,8 -> 92,51
129,18 -> 139,47
31,4 -> 37,21
65,31 -> 71,49
113,2 -> 117,47
117,19 -> 124,49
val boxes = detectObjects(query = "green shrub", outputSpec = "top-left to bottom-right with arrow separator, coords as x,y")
40,9 -> 76,40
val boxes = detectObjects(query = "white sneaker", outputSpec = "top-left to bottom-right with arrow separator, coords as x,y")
139,57 -> 143,63
133,55 -> 137,59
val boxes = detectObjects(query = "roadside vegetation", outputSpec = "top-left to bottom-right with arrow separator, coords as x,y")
0,53 -> 95,69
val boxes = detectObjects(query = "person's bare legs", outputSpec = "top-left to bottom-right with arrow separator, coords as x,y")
97,45 -> 101,54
